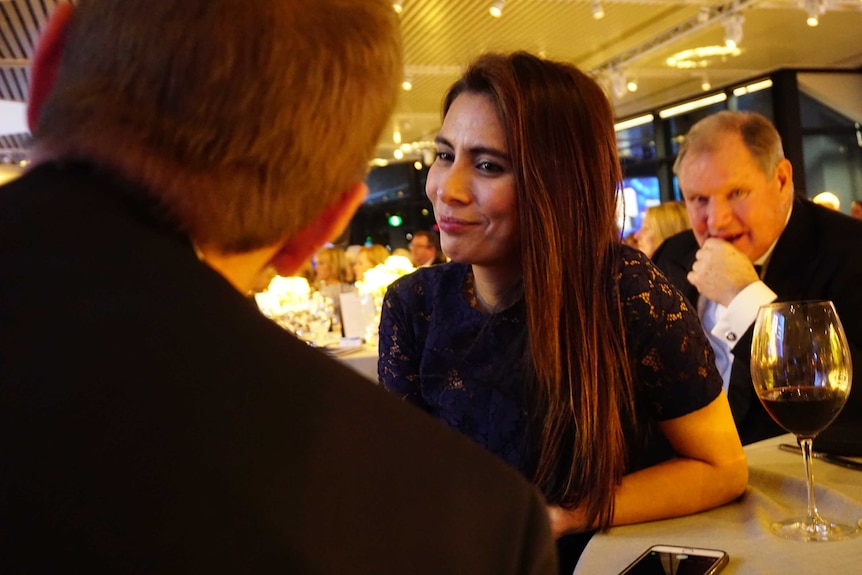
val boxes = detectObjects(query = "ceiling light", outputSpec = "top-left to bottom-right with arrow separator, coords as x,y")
392,0 -> 404,14
614,114 -> 654,132
393,149 -> 404,160
626,80 -> 638,93
666,45 -> 741,69
591,0 -> 605,20
804,0 -> 825,26
723,13 -> 744,48
489,0 -> 505,18
401,75 -> 413,91
659,93 -> 728,119
732,78 -> 773,96
701,80 -> 712,91
393,129 -> 402,145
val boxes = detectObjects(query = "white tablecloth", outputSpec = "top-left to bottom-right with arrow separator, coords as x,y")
575,434 -> 862,574
334,344 -> 378,382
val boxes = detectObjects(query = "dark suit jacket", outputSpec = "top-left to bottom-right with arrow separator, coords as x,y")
0,163 -> 557,574
654,198 -> 862,445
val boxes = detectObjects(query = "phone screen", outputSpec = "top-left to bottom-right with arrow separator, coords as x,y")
620,546 -> 727,575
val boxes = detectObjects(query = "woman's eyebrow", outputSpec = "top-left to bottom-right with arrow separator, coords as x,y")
434,135 -> 509,161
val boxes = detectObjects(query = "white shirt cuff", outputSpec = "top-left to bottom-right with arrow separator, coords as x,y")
711,281 -> 777,350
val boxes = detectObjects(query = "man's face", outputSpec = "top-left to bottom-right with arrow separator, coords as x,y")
409,236 -> 435,266
678,133 -> 793,262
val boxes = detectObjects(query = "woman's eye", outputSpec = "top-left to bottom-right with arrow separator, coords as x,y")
477,161 -> 503,173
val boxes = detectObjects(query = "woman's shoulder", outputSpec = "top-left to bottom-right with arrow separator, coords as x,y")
614,243 -> 696,321
390,261 -> 468,291
386,261 -> 470,306
615,244 -> 666,290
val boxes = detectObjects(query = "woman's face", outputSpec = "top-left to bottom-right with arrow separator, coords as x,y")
315,255 -> 333,283
425,92 -> 519,270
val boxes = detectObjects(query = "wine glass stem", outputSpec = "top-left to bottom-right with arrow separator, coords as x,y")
799,436 -> 821,523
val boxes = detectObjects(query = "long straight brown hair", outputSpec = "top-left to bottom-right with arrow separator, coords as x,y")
443,52 -> 636,529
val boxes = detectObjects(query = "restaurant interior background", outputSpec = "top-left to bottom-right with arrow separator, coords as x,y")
0,0 -> 859,250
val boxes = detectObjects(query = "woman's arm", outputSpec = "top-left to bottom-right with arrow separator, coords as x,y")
548,392 -> 748,536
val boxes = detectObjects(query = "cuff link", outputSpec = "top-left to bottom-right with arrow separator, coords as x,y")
725,331 -> 738,342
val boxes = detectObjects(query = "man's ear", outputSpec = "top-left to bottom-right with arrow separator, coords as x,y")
27,2 -> 75,132
775,158 -> 794,196
269,182 -> 368,276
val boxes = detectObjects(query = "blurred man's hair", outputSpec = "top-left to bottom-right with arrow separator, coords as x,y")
33,0 -> 402,252
673,111 -> 785,178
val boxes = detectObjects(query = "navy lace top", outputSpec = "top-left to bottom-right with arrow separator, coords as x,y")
378,245 -> 723,480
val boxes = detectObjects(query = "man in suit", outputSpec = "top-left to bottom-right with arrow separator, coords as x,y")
0,1 -> 557,572
409,230 -> 445,267
654,111 -> 862,445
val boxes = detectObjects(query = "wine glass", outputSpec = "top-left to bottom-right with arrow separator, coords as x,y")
751,300 -> 859,541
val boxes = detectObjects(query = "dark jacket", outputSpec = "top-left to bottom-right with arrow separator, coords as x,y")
0,162 -> 557,574
653,198 -> 862,445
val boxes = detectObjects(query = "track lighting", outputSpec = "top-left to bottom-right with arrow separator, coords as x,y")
489,0 -> 505,18
723,13 -> 744,49
591,0 -> 605,20
804,0 -> 825,26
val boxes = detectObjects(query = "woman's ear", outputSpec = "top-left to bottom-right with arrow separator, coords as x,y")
268,182 -> 368,277
27,2 -> 76,132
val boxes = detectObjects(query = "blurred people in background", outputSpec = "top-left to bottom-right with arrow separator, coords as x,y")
315,245 -> 353,291
653,110 -> 862,445
353,243 -> 390,281
633,201 -> 691,259
314,245 -> 355,328
409,229 -> 445,267
0,2 -> 557,572
379,52 -> 746,574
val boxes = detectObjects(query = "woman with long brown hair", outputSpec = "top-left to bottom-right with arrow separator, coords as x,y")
378,52 -> 746,571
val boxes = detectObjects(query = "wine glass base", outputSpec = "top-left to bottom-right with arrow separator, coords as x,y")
770,516 -> 861,541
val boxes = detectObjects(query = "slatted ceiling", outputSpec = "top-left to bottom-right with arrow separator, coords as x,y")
0,131 -> 30,152
0,0 -> 858,159
0,0 -> 56,103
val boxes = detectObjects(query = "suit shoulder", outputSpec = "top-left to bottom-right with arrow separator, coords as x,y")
652,229 -> 697,265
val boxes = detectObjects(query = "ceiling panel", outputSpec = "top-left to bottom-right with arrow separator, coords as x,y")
0,0 -> 859,165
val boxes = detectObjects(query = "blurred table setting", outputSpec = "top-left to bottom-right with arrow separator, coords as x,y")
575,433 -> 862,574
252,255 -> 416,383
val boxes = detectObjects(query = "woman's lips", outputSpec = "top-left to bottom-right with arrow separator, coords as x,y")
437,216 -> 474,234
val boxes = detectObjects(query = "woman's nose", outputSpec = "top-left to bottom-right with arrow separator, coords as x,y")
429,163 -> 471,206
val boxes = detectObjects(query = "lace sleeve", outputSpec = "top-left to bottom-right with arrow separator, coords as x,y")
378,278 -> 428,409
619,249 -> 723,421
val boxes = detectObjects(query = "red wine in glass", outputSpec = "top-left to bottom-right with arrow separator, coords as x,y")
759,386 -> 846,437
751,300 -> 859,541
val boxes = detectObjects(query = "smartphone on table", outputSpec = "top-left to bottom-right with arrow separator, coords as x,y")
617,544 -> 728,575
